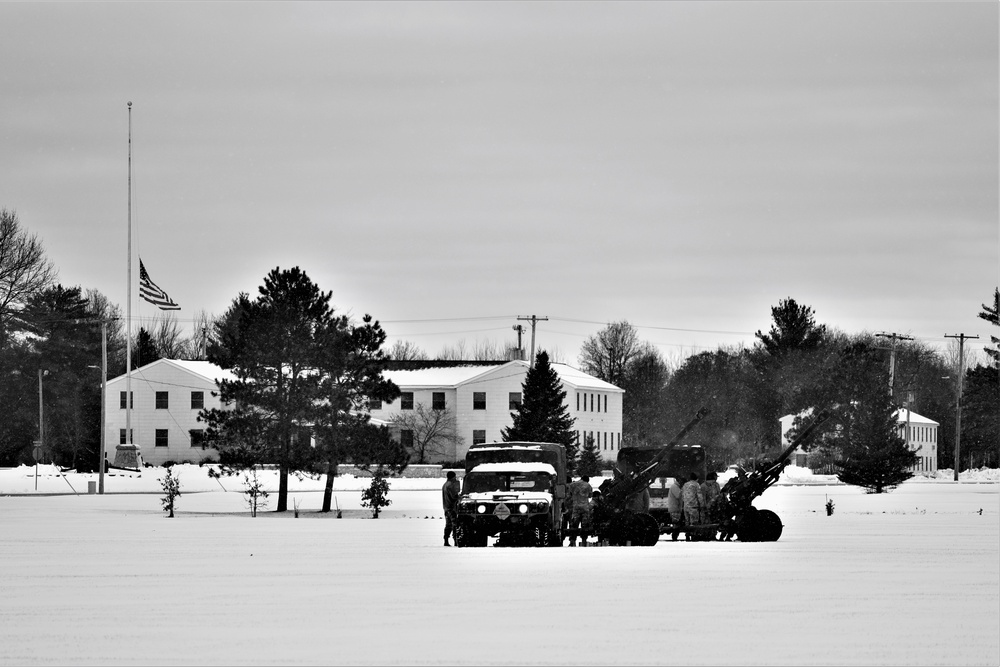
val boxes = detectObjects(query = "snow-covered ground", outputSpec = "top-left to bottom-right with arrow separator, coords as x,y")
1,465 -> 997,666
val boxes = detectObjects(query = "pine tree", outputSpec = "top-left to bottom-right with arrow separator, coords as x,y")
833,343 -> 916,493
576,434 -> 604,477
502,351 -> 578,469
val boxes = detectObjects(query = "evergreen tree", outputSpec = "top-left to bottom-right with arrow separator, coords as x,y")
978,288 -> 999,365
202,267 -> 333,512
832,343 -> 916,493
755,297 -> 827,356
576,434 -> 604,477
502,351 -> 578,469
135,327 -> 160,367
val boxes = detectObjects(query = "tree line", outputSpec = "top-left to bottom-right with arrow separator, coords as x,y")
577,297 -> 999,478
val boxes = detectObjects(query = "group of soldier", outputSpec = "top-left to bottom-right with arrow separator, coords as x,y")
664,470 -> 722,540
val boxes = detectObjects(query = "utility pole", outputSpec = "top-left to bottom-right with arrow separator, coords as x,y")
512,324 -> 525,361
945,333 -> 979,482
875,332 -> 913,396
517,315 -> 548,367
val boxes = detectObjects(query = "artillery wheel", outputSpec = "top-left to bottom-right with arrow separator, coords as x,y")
736,507 -> 761,542
634,512 -> 661,546
756,509 -> 783,542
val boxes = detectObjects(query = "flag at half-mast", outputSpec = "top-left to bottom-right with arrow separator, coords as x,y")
139,259 -> 181,310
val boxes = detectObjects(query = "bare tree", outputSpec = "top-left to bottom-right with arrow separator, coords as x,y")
578,320 -> 642,385
387,339 -> 428,361
389,403 -> 463,463
144,313 -> 185,358
438,338 -> 519,361
0,209 -> 56,346
180,309 -> 215,359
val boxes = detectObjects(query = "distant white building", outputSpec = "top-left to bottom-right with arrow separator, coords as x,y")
106,358 -> 623,467
105,359 -> 236,467
371,360 -> 624,462
779,408 -> 939,473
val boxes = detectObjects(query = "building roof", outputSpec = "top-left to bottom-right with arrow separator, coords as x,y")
107,358 -> 237,386
381,360 -> 623,392
894,409 -> 939,426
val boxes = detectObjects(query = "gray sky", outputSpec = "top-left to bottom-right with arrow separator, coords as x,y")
2,2 -> 997,364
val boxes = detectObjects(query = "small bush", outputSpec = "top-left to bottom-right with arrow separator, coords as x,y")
360,471 -> 391,518
160,467 -> 181,518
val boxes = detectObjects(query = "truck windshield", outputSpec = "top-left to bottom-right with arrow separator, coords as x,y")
463,471 -> 553,494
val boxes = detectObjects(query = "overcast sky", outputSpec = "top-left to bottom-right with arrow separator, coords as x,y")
2,2 -> 996,364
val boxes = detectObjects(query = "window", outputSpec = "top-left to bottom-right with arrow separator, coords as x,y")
576,392 -> 580,411
155,391 -> 169,409
473,392 -> 486,410
400,392 -> 414,410
590,394 -> 594,412
400,430 -> 414,448
509,392 -> 521,410
604,395 -> 607,412
119,391 -> 133,409
473,430 -> 486,445
118,429 -> 133,445
432,392 -> 446,410
190,429 -> 205,448
369,399 -> 382,410
155,429 -> 168,447
190,391 -> 204,410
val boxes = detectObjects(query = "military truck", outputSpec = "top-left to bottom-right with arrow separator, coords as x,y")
453,442 -> 567,548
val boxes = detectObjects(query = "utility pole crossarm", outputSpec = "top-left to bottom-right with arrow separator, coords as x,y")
517,315 -> 548,367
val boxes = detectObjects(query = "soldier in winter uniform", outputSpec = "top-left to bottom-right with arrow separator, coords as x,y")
701,471 -> 722,523
666,475 -> 685,540
442,471 -> 461,546
682,471 -> 705,531
567,475 -> 593,546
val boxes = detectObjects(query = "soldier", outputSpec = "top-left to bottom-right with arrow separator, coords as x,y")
682,471 -> 705,534
702,471 -> 721,523
666,475 -> 684,540
567,474 -> 593,546
442,471 -> 461,546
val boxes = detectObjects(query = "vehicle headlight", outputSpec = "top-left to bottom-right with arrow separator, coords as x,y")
477,505 -> 486,514
518,504 -> 529,514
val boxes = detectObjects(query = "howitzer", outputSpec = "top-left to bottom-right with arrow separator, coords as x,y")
592,407 -> 710,546
717,409 -> 831,542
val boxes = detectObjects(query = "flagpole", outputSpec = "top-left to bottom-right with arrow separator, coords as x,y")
126,101 -> 133,448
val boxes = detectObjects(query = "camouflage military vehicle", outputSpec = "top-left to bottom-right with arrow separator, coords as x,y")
454,442 -> 567,547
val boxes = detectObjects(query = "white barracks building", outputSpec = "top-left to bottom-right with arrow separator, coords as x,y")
105,358 -> 623,467
371,360 -> 623,462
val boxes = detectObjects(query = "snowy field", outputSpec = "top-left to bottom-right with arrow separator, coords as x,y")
1,465 -> 997,666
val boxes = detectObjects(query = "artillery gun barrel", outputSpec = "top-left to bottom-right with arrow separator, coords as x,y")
770,409 -> 831,471
603,407 -> 710,505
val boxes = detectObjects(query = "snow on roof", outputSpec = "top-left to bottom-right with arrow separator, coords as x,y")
894,409 -> 939,426
381,364 -> 500,388
107,358 -> 237,386
469,462 -> 557,475
383,360 -> 622,391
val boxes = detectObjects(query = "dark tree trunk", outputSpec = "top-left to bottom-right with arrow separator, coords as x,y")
276,466 -> 288,512
322,460 -> 338,512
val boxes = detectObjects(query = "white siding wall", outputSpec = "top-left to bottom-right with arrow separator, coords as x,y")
370,388 -> 462,461
105,364 -> 223,466
572,389 -> 624,462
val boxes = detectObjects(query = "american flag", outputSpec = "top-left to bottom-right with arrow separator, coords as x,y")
139,259 -> 180,310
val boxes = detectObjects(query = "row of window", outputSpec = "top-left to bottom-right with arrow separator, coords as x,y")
120,391 -> 205,410
580,430 -> 621,451
577,392 -> 608,413
911,456 -> 936,472
901,425 -> 937,443
375,392 -> 523,411
119,429 -> 206,448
